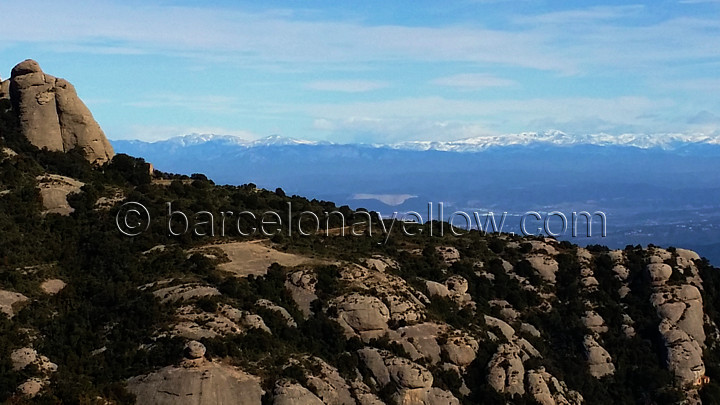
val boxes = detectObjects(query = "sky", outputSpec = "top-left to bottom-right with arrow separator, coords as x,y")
1,0 -> 719,143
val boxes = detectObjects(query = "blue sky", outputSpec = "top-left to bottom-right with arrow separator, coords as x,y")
1,0 -> 719,143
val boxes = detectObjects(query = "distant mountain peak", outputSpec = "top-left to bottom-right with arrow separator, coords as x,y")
124,130 -> 720,152
387,130 -> 720,152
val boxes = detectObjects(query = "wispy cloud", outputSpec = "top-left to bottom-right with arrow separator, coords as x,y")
513,5 -> 645,24
0,1 -> 570,72
305,80 -> 389,92
431,73 -> 516,89
678,0 -> 720,4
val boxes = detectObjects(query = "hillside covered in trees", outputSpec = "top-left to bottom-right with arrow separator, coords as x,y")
2,62 -> 720,405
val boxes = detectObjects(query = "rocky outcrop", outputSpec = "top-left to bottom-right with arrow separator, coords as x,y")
583,335 -> 615,378
357,348 -> 458,404
36,174 -> 84,216
128,344 -> 263,405
525,254 -> 559,283
659,319 -> 705,387
273,380 -> 324,405
442,332 -> 479,366
40,278 -> 66,295
11,347 -> 57,398
387,322 -> 445,364
487,343 -> 525,396
0,289 -> 28,317
425,275 -> 474,308
340,264 -> 426,326
436,246 -> 461,264
646,249 -> 707,389
526,368 -> 583,405
8,59 -> 114,164
583,310 -> 608,336
184,341 -> 206,359
333,293 -> 390,340
173,304 -> 270,339
152,283 -> 221,304
304,357 -> 355,405
256,299 -> 297,327
286,269 -> 318,317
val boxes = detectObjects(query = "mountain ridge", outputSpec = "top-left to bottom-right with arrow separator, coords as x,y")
115,130 -> 720,153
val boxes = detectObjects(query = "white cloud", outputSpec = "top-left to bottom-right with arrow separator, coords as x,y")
431,73 -> 516,89
305,80 -> 389,92
0,0 -> 571,72
513,5 -> 645,24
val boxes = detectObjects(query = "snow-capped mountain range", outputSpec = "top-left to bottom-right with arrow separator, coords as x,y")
124,130 -> 720,152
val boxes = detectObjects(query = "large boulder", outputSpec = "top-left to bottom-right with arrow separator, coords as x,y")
8,59 -> 114,164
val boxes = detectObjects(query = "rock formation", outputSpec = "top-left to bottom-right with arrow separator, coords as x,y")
357,348 -> 459,404
127,342 -> 264,405
647,248 -> 707,389
36,174 -> 84,216
583,335 -> 616,378
6,59 -> 114,164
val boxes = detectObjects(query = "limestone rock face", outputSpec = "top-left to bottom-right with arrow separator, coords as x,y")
386,356 -> 434,389
304,358 -> 355,405
583,335 -> 615,378
659,319 -> 705,386
333,293 -> 390,340
526,368 -> 583,405
485,315 -> 516,341
0,289 -> 28,318
442,333 -> 479,366
128,361 -> 264,405
487,343 -> 525,396
8,59 -> 114,164
286,269 -> 318,317
387,322 -> 445,364
525,254 -> 559,283
54,78 -> 115,164
647,263 -> 672,285
394,386 -> 460,405
273,380 -> 324,405
583,310 -> 608,336
40,278 -> 66,295
357,348 -> 459,404
426,275 -> 474,308
17,378 -> 45,398
36,174 -> 84,216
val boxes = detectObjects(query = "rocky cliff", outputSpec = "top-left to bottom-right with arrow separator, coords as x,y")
1,59 -> 114,164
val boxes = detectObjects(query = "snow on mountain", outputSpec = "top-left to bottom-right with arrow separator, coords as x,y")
125,130 -> 720,152
388,131 -> 720,152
